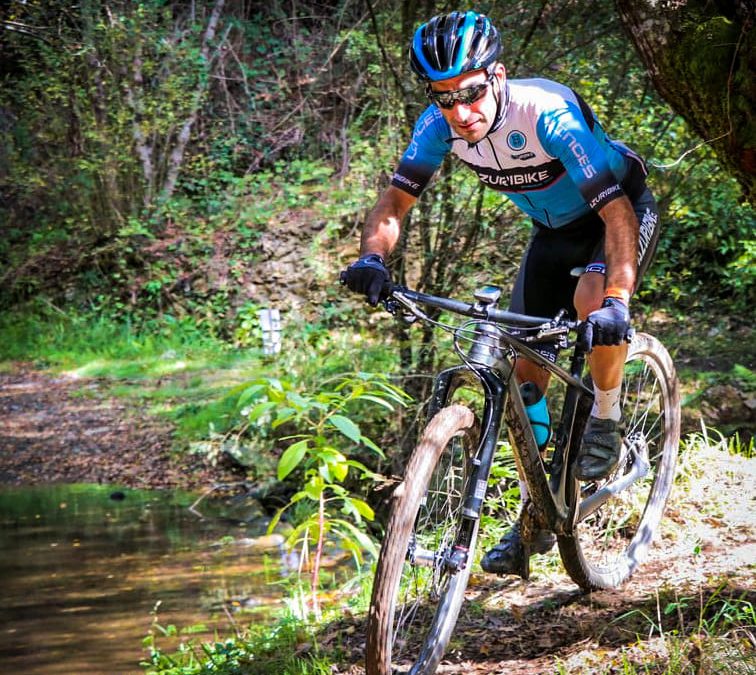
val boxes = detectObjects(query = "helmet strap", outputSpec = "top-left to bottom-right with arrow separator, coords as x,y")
486,65 -> 509,137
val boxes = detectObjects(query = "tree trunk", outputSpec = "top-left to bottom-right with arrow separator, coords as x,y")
161,0 -> 226,201
615,0 -> 755,201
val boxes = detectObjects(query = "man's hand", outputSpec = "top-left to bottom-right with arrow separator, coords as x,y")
579,297 -> 632,352
342,254 -> 390,306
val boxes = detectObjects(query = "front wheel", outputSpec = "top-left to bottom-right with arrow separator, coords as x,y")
559,332 -> 680,590
366,405 -> 478,675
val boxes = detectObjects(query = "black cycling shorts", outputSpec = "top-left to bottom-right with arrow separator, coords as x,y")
509,187 -> 660,361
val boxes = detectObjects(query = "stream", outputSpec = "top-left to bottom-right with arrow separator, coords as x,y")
0,483 -> 304,674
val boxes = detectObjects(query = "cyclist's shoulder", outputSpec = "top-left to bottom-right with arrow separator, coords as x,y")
403,105 -> 452,159
509,77 -> 578,108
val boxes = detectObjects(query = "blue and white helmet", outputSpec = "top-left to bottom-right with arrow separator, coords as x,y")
409,11 -> 501,82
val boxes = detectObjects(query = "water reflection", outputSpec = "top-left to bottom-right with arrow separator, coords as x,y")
0,484 -> 293,674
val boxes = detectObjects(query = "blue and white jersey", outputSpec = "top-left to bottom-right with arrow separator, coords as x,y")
391,78 -> 647,228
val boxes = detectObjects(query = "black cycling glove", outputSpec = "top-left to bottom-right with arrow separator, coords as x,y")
579,297 -> 632,352
342,254 -> 390,306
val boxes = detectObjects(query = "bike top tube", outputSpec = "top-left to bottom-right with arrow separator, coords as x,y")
385,283 -> 580,333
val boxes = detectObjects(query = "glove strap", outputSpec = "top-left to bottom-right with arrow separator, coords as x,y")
359,253 -> 385,265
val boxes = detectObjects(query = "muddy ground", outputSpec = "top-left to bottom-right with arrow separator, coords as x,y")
1,364 -> 754,674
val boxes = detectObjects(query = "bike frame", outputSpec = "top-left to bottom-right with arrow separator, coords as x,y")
388,285 -> 612,579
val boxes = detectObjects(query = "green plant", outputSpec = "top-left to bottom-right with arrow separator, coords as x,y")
478,440 -> 521,555
235,372 -> 409,617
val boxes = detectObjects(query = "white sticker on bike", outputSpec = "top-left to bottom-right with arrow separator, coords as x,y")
475,479 -> 487,500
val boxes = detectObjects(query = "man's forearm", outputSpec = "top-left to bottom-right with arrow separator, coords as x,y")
359,186 -> 416,259
360,209 -> 401,259
599,197 -> 638,302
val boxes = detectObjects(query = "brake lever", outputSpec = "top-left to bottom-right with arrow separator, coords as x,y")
384,290 -> 419,324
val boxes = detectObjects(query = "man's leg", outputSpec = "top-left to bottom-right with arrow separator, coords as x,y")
575,186 -> 661,409
572,265 -> 628,480
481,228 -> 572,576
573,271 -> 627,391
515,358 -> 551,393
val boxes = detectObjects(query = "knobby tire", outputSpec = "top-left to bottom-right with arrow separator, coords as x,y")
558,332 -> 681,589
366,405 -> 477,675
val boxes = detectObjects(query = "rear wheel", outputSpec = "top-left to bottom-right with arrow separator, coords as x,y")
366,405 -> 478,675
559,333 -> 680,590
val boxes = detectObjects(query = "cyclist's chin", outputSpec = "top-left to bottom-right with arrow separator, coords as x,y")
453,120 -> 489,142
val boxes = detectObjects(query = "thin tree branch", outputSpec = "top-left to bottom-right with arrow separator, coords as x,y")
365,0 -> 407,97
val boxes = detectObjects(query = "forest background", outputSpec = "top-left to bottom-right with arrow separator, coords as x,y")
0,1 -> 754,673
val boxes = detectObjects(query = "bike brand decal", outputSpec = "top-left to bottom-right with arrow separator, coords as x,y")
507,130 -> 527,151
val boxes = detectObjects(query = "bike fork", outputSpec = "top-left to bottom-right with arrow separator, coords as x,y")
426,366 -> 509,573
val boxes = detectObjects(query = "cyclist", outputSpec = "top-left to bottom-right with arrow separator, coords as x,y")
342,10 -> 661,576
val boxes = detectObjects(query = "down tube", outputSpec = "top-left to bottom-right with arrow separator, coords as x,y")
505,377 -> 569,529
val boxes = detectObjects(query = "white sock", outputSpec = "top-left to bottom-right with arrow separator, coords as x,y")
591,383 -> 622,421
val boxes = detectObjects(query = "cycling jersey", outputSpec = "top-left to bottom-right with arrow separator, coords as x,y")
391,78 -> 648,228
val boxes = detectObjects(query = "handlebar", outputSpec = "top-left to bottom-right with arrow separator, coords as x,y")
337,270 -> 580,334
339,272 -> 634,351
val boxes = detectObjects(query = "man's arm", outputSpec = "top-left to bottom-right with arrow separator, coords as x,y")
597,195 -> 638,304
578,194 -> 638,351
360,186 -> 417,259
342,186 -> 417,305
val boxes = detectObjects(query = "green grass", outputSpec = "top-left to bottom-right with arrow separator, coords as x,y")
0,304 -> 402,451
142,573 -> 374,675
0,305 -> 238,373
143,613 -> 334,674
561,583 -> 756,675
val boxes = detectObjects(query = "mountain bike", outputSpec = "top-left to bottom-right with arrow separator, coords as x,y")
364,283 -> 680,675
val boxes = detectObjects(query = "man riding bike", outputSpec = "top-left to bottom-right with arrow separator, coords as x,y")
342,10 -> 661,576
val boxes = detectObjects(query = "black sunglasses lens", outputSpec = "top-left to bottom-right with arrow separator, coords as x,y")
430,82 -> 488,109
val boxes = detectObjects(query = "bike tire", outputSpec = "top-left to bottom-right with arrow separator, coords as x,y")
558,332 -> 680,590
366,404 -> 478,675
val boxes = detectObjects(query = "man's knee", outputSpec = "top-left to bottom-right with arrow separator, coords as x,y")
515,359 -> 551,392
573,272 -> 605,320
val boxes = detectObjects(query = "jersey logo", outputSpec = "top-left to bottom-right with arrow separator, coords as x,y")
511,151 -> 535,161
464,159 -> 565,192
506,130 -> 527,151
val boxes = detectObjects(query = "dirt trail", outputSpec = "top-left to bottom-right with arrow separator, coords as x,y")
327,447 -> 756,673
1,367 -> 754,673
0,366 -> 239,490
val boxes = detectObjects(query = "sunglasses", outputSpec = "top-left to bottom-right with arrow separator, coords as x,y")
427,72 -> 494,110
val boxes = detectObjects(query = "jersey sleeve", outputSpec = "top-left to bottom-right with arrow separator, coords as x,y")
536,101 -> 625,211
390,106 -> 451,198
